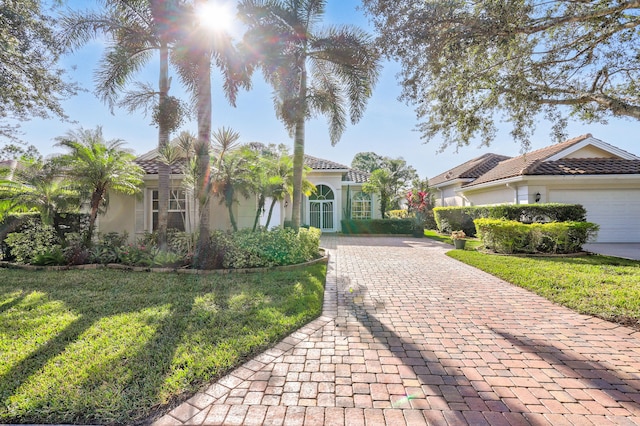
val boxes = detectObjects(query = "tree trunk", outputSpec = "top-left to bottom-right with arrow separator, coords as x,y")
194,26 -> 213,268
227,198 -> 238,232
252,194 -> 265,231
157,41 -> 170,250
265,197 -> 277,229
291,63 -> 307,231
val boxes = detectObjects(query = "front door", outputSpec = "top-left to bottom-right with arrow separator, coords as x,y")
309,185 -> 335,231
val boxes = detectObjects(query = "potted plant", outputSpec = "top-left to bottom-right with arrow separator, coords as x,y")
451,230 -> 467,249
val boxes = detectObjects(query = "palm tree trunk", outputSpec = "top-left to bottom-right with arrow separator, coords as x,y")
194,34 -> 213,268
291,63 -> 307,231
227,199 -> 238,232
252,194 -> 265,231
265,197 -> 277,229
157,41 -> 170,250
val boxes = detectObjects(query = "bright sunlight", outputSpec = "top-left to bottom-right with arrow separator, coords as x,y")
197,1 -> 234,32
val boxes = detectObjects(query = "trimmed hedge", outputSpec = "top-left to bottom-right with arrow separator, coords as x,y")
474,218 -> 599,254
341,219 -> 415,234
433,204 -> 588,235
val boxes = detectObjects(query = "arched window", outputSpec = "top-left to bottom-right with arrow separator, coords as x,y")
309,184 -> 334,201
309,184 -> 334,230
352,191 -> 372,220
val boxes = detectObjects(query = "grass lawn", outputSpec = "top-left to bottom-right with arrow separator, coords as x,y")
0,264 -> 326,424
424,230 -> 640,330
423,229 -> 483,250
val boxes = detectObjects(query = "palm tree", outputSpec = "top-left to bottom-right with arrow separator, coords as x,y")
55,127 -> 144,245
61,0 -> 185,249
0,159 -> 80,240
172,0 -> 251,267
238,0 -> 380,229
210,128 -> 249,232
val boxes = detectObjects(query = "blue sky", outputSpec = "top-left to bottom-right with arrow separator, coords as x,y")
14,0 -> 640,178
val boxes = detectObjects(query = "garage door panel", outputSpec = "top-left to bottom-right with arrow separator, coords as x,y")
549,189 -> 640,243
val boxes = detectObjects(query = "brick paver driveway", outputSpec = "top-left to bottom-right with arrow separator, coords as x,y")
154,236 -> 640,425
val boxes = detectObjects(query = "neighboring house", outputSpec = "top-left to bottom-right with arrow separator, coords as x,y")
430,134 -> 640,242
97,148 -> 377,239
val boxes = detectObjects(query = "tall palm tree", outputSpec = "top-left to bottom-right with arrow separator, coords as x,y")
55,127 -> 144,245
61,0 -> 185,249
172,1 -> 251,267
238,0 -> 380,229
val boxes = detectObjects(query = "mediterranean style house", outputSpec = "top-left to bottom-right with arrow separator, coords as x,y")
429,134 -> 640,242
97,148 -> 377,240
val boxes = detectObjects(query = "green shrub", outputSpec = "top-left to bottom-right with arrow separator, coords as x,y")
90,232 -> 129,264
4,219 -> 60,264
434,203 -> 588,236
167,230 -> 196,256
32,247 -> 66,266
340,219 -> 414,234
433,207 -> 477,236
221,227 -> 321,269
386,210 -> 409,219
474,218 -> 599,254
474,219 -> 532,254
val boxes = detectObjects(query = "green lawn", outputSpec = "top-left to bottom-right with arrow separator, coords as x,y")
0,265 -> 326,424
424,230 -> 640,330
423,229 -> 483,250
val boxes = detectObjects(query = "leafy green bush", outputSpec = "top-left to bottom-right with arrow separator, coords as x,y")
434,204 -> 588,235
32,247 -> 66,266
386,210 -> 409,219
474,219 -> 531,254
340,219 -> 414,234
4,219 -> 60,264
90,232 -> 129,264
474,218 -> 599,254
432,207 -> 477,236
221,227 -> 321,269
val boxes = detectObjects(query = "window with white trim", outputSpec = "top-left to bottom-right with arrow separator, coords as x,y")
152,189 -> 186,231
352,191 -> 372,220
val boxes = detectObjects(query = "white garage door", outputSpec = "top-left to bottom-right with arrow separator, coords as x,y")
549,189 -> 640,243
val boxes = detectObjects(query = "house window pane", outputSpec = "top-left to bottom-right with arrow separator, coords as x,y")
352,192 -> 371,220
152,189 -> 186,231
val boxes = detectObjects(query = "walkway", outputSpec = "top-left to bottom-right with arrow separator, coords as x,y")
153,236 -> 640,425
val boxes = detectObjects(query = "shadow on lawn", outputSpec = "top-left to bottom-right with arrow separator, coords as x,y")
0,268 -> 324,424
0,271 -> 201,424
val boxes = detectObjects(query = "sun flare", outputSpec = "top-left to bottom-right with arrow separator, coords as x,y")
197,1 -> 234,32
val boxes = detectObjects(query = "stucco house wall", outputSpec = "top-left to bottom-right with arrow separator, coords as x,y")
97,150 -> 373,240
429,134 -> 640,242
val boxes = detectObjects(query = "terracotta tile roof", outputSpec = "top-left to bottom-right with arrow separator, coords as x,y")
344,169 -> 370,183
137,154 -> 369,183
465,133 -> 594,187
303,155 -> 350,170
527,158 -> 640,175
135,158 -> 185,175
430,153 -> 511,186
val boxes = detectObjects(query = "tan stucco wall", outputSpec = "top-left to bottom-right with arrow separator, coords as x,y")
465,186 -> 515,206
435,185 -> 466,207
97,191 -> 136,238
